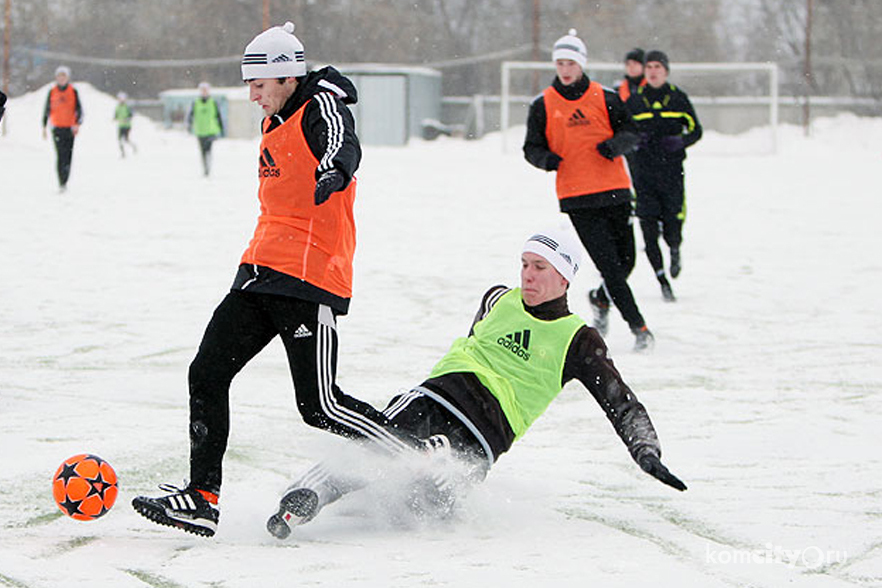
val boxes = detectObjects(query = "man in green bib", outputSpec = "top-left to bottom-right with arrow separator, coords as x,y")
188,81 -> 224,176
267,228 -> 686,539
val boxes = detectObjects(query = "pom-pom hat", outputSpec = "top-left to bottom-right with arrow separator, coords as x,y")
242,21 -> 306,80
552,29 -> 587,68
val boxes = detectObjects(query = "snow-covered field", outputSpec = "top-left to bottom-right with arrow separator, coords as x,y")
1,84 -> 880,587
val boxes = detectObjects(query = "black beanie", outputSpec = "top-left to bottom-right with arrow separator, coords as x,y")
625,47 -> 645,64
645,50 -> 670,71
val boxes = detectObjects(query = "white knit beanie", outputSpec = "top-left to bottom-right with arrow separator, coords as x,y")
552,29 -> 587,68
241,21 -> 306,80
522,228 -> 582,283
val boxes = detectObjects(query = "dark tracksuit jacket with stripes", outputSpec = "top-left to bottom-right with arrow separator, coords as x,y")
232,66 -> 362,315
421,285 -> 662,467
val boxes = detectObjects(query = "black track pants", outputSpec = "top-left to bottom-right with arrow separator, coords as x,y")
634,164 -> 685,273
188,290 -> 413,493
197,135 -> 215,175
52,127 -> 75,187
287,387 -> 491,508
568,203 -> 646,331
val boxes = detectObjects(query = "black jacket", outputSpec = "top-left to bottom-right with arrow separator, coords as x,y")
263,66 -> 361,185
423,285 -> 662,466
523,75 -> 639,211
231,66 -> 362,314
627,82 -> 702,167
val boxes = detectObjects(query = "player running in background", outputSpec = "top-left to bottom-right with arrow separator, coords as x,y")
187,81 -> 224,176
114,92 -> 136,158
627,50 -> 703,301
616,47 -> 647,102
42,66 -> 82,192
523,30 -> 653,352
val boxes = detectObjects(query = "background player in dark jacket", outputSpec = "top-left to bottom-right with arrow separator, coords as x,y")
627,50 -> 702,301
42,66 -> 83,192
266,228 -> 687,539
524,30 -> 652,352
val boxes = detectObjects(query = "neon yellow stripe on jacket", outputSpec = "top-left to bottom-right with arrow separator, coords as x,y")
660,111 -> 696,132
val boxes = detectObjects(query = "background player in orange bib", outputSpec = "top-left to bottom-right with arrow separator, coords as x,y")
524,30 -> 653,352
42,66 -> 82,192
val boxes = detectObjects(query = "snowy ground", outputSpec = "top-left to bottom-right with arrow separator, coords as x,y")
1,84 -> 880,587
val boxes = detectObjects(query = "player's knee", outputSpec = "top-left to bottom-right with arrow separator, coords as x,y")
188,353 -> 233,391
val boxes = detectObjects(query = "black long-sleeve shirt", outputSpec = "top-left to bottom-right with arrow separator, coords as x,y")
423,285 -> 662,466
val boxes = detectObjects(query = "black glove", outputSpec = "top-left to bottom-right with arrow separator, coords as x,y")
314,169 -> 345,205
660,135 -> 685,153
596,140 -> 616,161
638,454 -> 687,491
545,153 -> 562,171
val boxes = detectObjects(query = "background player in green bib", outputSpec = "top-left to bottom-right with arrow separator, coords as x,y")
188,81 -> 224,176
267,227 -> 686,539
113,92 -> 136,158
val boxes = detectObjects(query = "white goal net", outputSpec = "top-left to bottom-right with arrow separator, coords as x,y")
500,61 -> 780,154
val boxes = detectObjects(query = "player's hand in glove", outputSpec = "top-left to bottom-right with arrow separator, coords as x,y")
639,454 -> 687,491
596,140 -> 616,161
660,135 -> 685,152
314,169 -> 345,205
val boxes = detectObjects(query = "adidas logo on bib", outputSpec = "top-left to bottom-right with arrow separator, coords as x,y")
567,108 -> 592,127
496,329 -> 531,361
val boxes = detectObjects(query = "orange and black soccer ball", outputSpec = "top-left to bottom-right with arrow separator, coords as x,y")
52,454 -> 118,521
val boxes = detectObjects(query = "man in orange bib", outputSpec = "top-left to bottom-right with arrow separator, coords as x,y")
42,66 -> 82,192
616,47 -> 647,103
133,22 -> 418,537
524,30 -> 653,352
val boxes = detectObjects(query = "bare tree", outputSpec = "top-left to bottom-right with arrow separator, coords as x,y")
1,0 -> 878,110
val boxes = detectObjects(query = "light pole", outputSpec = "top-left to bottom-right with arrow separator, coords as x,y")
803,0 -> 813,136
2,0 -> 10,135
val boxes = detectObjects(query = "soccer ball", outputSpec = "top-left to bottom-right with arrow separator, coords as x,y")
52,454 -> 118,521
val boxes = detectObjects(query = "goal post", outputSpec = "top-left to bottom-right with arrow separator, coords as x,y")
501,61 -> 779,153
